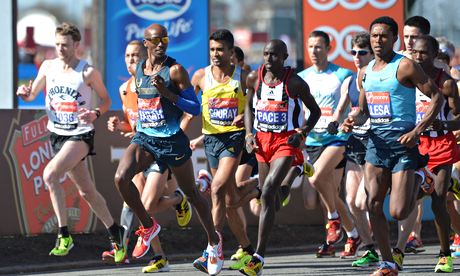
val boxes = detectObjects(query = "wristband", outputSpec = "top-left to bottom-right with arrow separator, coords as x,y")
93,109 -> 101,118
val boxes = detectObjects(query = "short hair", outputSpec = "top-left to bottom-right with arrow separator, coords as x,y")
309,30 -> 330,47
55,22 -> 81,42
370,16 -> 398,37
417,35 -> 439,56
351,32 -> 373,54
436,36 -> 455,61
404,16 -> 431,35
234,46 -> 244,62
209,29 -> 234,49
127,40 -> 147,59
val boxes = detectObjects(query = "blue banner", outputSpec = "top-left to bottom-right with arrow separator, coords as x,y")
106,0 -> 209,110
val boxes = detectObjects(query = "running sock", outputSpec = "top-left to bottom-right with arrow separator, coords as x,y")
120,205 -> 134,235
346,228 -> 359,239
327,210 -> 339,220
243,245 -> 255,255
107,223 -> 121,238
59,226 -> 69,237
253,253 -> 264,263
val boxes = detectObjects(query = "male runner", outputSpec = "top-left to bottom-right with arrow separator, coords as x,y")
328,32 -> 377,262
191,29 -> 254,273
343,16 -> 443,276
241,39 -> 321,276
298,30 -> 358,256
16,22 -> 127,262
113,24 -> 223,275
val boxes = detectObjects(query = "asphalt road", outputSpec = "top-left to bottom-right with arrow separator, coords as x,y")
21,245 -> 458,276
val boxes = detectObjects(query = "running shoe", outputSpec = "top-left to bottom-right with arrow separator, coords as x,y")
303,160 -> 315,177
352,249 -> 379,267
207,231 -> 224,275
281,193 -> 291,207
193,250 -> 208,274
132,218 -> 161,259
316,243 -> 335,258
370,262 -> 398,276
196,169 -> 212,194
340,236 -> 362,258
109,225 -> 129,264
392,248 -> 404,271
405,234 -> 424,254
452,248 -> 460,258
451,234 -> 460,251
229,254 -> 252,270
231,247 -> 248,261
239,255 -> 263,276
326,217 -> 343,245
49,234 -> 74,256
434,255 -> 453,273
450,175 -> 460,200
418,167 -> 435,195
175,188 -> 192,227
101,249 -> 130,264
142,255 -> 170,273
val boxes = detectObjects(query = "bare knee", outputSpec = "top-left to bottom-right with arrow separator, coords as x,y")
367,197 -> 384,217
389,204 -> 410,220
211,180 -> 226,200
43,166 -> 61,190
114,169 -> 131,190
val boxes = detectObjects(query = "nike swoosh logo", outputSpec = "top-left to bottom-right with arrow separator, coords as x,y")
380,76 -> 391,81
175,154 -> 185,161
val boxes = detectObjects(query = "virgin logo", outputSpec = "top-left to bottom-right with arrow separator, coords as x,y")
314,25 -> 401,61
307,0 -> 397,11
366,92 -> 389,104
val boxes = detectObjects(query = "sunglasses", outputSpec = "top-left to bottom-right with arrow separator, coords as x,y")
351,50 -> 369,56
145,36 -> 169,45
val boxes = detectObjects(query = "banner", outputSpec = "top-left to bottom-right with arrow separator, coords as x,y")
302,0 -> 404,70
105,0 -> 209,110
3,111 -> 96,235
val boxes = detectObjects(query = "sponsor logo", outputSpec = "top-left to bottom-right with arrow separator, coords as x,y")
126,0 -> 191,21
308,0 -> 397,11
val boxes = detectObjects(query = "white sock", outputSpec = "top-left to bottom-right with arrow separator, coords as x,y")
253,253 -> 264,263
346,228 -> 359,239
327,210 -> 339,220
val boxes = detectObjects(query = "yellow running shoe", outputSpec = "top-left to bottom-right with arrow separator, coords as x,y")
49,234 -> 74,256
142,255 -> 170,273
231,247 -> 247,260
303,161 -> 315,177
435,255 -> 453,273
392,247 -> 404,271
240,256 -> 263,276
175,188 -> 192,227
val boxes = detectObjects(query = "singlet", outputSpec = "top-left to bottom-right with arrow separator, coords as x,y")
253,65 -> 305,133
45,59 -> 94,136
201,65 -> 246,134
416,69 -> 451,137
122,77 -> 138,131
135,57 -> 183,138
348,73 -> 370,138
363,53 -> 416,132
298,63 -> 352,146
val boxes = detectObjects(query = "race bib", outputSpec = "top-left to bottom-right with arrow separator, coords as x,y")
49,98 -> 78,130
314,107 -> 333,132
208,98 -> 238,126
366,91 -> 392,124
256,99 -> 288,132
138,97 -> 166,128
416,101 -> 429,124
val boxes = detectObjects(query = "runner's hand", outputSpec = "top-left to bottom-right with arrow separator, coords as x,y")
287,132 -> 303,148
326,121 -> 339,135
17,80 -> 32,98
107,116 -> 120,132
151,75 -> 166,92
398,130 -> 419,148
341,116 -> 354,133
78,108 -> 97,124
231,113 -> 244,128
245,134 -> 259,154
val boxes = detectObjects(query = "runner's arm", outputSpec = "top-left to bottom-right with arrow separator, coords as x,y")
17,60 -> 49,101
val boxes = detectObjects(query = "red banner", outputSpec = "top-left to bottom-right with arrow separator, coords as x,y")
4,112 -> 96,234
302,0 -> 404,70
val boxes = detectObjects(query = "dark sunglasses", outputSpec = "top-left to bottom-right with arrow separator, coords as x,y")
145,36 -> 169,45
351,50 -> 369,56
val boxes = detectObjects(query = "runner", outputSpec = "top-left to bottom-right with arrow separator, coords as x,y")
240,39 -> 321,275
113,23 -> 223,275
190,29 -> 254,273
16,22 -> 127,262
343,16 -> 443,276
327,32 -> 377,262
103,40 -> 192,272
298,30 -> 359,256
